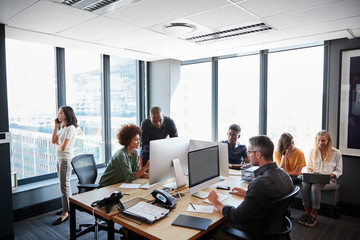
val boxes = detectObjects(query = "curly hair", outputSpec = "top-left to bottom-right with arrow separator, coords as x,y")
117,124 -> 142,147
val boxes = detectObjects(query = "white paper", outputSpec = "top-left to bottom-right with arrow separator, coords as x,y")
187,204 -> 214,213
204,192 -> 229,204
119,183 -> 141,189
139,182 -> 161,189
229,171 -> 242,176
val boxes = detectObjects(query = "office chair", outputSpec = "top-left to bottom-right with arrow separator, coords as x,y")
223,185 -> 300,240
71,154 -> 122,239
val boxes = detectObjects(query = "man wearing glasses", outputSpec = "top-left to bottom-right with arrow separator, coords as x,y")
207,135 -> 293,239
219,124 -> 250,169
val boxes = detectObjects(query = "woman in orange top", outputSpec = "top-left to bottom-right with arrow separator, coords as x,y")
275,133 -> 306,182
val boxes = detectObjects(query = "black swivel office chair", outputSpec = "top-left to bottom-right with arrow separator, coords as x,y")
223,185 -> 300,240
71,154 -> 122,239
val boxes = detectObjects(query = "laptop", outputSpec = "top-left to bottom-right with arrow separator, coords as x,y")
303,173 -> 331,184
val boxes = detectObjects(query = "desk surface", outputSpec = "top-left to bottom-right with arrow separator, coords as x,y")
70,172 -> 247,240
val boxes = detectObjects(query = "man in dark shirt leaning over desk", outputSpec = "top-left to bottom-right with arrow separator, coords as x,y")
207,135 -> 293,239
140,106 -> 178,166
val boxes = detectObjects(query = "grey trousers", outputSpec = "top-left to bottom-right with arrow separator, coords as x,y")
57,159 -> 72,212
302,179 -> 337,209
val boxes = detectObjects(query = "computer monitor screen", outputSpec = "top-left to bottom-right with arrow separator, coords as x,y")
188,145 -> 220,195
189,140 -> 229,177
149,137 -> 190,185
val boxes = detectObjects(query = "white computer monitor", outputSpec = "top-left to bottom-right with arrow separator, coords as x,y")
149,137 -> 190,186
188,145 -> 220,195
189,140 -> 229,177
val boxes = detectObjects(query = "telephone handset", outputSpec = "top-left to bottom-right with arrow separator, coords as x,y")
91,191 -> 124,213
151,189 -> 178,209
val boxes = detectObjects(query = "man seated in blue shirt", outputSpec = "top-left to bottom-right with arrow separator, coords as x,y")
140,106 -> 178,166
220,124 -> 249,169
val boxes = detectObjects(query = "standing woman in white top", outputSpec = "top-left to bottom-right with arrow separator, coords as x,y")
298,130 -> 343,227
51,106 -> 78,225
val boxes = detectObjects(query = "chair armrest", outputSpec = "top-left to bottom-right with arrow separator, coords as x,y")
223,227 -> 253,240
78,183 -> 99,191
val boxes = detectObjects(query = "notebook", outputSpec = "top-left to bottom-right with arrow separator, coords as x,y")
172,214 -> 212,231
303,173 -> 330,184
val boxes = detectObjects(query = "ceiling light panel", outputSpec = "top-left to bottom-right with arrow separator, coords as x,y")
186,23 -> 273,43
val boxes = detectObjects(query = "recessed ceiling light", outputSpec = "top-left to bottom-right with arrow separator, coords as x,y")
162,23 -> 196,35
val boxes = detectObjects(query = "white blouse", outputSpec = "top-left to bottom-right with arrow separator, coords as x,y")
308,147 -> 343,178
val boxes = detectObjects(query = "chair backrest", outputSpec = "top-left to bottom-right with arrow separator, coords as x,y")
249,185 -> 300,239
71,154 -> 97,192
265,185 -> 300,234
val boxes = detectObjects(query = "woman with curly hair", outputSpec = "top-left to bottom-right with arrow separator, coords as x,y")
99,124 -> 149,188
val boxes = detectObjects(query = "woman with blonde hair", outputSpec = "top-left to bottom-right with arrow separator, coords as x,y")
298,130 -> 343,227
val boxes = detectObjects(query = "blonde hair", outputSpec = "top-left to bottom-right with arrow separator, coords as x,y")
312,130 -> 333,163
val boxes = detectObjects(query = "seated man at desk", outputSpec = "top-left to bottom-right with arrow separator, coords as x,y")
207,135 -> 293,239
219,124 -> 249,169
140,106 -> 178,166
99,124 -> 149,188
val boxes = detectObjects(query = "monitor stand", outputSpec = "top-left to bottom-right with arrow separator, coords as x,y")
192,191 -> 209,199
162,159 -> 186,190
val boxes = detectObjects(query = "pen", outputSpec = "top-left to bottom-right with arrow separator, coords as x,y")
123,193 -> 130,195
190,202 -> 196,210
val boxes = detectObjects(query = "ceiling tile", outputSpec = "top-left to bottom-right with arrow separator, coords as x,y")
127,38 -> 202,53
6,1 -> 97,34
264,0 -> 360,30
105,0 -> 230,28
57,16 -> 139,42
237,0 -> 342,18
98,29 -> 171,48
0,0 -> 38,23
186,4 -> 259,29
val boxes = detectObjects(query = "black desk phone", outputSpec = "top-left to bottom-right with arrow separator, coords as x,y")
91,191 -> 124,213
151,189 -> 178,209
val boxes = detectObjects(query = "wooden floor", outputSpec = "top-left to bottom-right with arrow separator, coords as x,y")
13,208 -> 360,240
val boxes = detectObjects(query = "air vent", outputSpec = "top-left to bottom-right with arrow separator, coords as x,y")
186,23 -> 273,43
61,0 -> 121,12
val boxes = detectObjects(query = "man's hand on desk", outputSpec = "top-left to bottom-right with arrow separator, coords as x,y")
231,187 -> 246,197
208,190 -> 224,213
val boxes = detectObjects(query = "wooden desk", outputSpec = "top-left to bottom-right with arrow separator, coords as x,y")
69,183 -> 139,240
112,175 -> 246,240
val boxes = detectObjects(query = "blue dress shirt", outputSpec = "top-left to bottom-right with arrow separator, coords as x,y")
219,140 -> 248,164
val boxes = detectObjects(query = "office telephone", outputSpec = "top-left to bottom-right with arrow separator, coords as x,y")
151,189 -> 178,209
91,191 -> 124,213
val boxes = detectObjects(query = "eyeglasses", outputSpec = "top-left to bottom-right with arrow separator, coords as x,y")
247,150 -> 258,155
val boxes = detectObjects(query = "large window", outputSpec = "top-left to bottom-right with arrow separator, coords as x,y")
65,49 -> 104,164
218,55 -> 260,146
171,62 -> 212,141
267,46 -> 324,158
110,56 -> 137,154
6,39 -> 57,179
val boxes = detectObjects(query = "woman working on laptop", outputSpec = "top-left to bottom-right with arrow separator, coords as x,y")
298,130 -> 343,227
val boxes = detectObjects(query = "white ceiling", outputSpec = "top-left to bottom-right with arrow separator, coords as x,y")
1,0 -> 359,62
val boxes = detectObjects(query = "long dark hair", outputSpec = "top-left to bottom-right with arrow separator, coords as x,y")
61,106 -> 78,128
277,133 -> 293,155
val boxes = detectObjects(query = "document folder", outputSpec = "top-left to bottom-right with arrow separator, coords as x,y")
120,197 -> 169,224
172,214 -> 212,231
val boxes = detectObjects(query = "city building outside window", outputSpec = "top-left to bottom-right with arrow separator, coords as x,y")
267,46 -> 324,159
6,39 -> 57,179
218,55 -> 260,146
